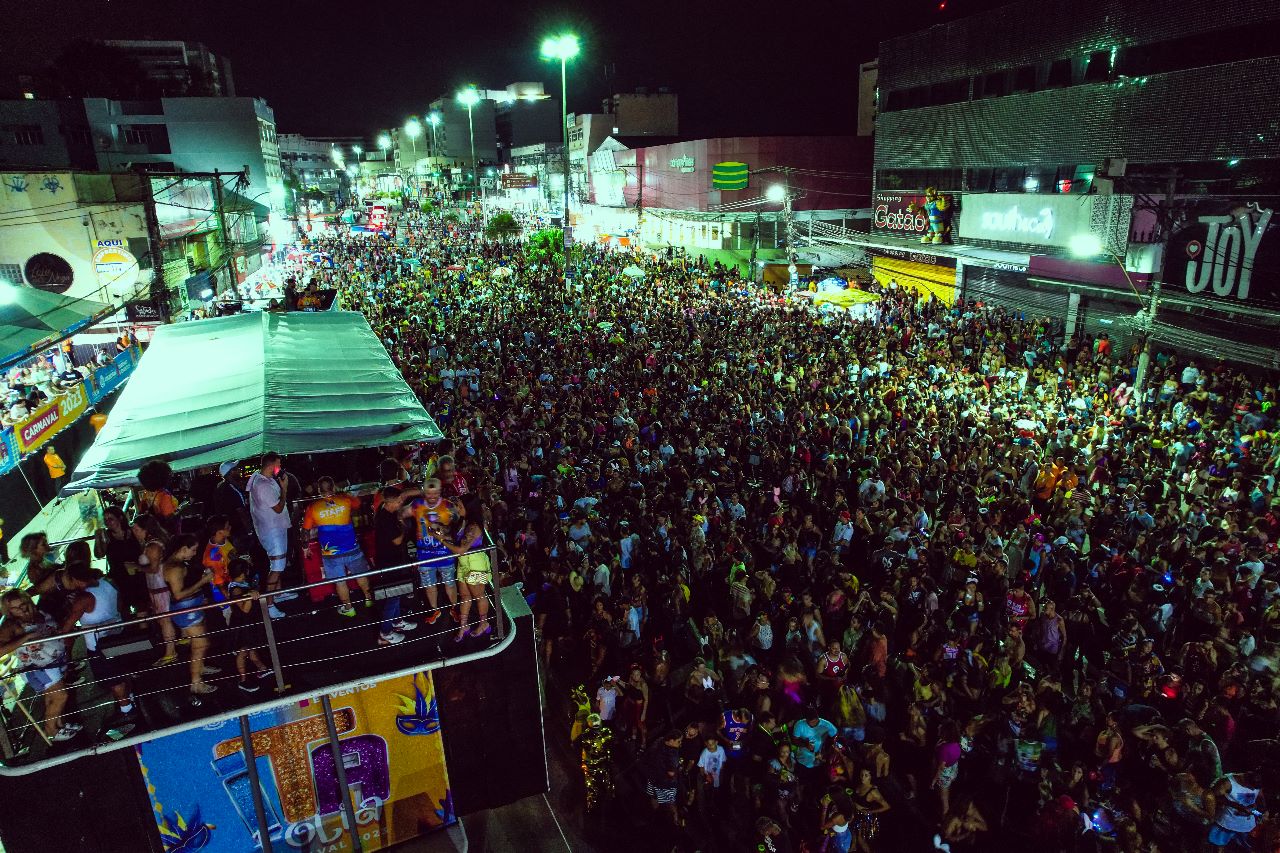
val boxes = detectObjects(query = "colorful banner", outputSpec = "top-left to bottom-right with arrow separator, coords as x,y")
87,345 -> 140,404
0,427 -> 16,476
14,381 -> 88,456
136,672 -> 453,853
1165,199 -> 1279,308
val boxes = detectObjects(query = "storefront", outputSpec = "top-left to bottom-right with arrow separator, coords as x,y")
869,247 -> 958,304
950,193 -> 1141,343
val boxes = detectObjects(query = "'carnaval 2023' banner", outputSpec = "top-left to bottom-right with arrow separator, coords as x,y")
135,672 -> 453,853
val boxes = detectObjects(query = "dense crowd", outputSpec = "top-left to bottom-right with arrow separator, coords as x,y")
298,210 -> 1279,852
4,204 -> 1279,852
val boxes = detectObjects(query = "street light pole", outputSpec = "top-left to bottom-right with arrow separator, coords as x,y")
541,33 -> 580,287
560,55 -> 569,241
457,89 -> 480,209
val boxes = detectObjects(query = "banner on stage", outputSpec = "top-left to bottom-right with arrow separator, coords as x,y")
135,671 -> 454,852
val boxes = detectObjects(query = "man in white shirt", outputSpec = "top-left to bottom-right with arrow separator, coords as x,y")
1180,361 -> 1200,392
247,452 -> 295,614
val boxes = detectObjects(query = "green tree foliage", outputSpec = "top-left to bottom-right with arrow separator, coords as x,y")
484,212 -> 522,241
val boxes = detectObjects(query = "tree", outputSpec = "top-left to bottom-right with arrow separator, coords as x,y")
526,228 -> 565,266
485,212 -> 522,241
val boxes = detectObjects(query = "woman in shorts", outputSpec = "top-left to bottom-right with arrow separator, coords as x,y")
162,535 -> 218,697
437,515 -> 492,641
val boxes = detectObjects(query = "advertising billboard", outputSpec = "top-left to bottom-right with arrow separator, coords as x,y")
1164,200 -> 1278,308
135,672 -> 453,852
871,192 -> 931,237
153,178 -> 218,240
14,381 -> 88,456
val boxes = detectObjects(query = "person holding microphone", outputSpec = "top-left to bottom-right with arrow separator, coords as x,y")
247,452 -> 295,618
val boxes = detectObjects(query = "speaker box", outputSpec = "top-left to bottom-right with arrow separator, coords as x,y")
0,749 -> 161,853
434,589 -> 548,814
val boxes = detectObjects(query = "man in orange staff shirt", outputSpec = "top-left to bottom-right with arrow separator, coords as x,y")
302,476 -> 373,619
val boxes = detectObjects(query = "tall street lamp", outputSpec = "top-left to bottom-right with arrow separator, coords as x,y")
541,32 -> 579,262
456,87 -> 481,203
426,111 -> 442,153
404,118 -> 422,154
378,134 -> 391,162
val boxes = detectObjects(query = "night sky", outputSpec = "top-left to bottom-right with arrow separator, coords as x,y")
6,0 -> 1008,139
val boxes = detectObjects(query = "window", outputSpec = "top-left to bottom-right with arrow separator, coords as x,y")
122,124 -> 171,154
977,71 -> 1006,99
930,78 -> 969,106
11,124 -> 44,145
1083,49 -> 1113,83
62,126 -> 93,145
1045,58 -> 1073,89
992,167 -> 1025,193
1010,65 -> 1037,94
0,262 -> 23,286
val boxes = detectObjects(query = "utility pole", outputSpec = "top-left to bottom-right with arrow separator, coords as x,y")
138,167 -> 166,304
749,211 -> 761,284
782,171 -> 797,286
212,170 -> 231,299
1132,169 -> 1179,414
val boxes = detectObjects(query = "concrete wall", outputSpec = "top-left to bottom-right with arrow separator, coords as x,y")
84,97 -> 286,212
0,100 -> 97,170
0,171 -> 150,302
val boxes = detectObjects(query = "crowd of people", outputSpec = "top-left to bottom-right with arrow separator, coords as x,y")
0,444 -> 492,746
2,203 -> 1278,852
307,209 -> 1279,852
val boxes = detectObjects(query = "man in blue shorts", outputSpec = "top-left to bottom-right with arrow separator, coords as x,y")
303,477 -> 373,620
405,478 -> 461,625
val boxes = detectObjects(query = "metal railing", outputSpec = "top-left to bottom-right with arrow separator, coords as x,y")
0,537 -> 511,772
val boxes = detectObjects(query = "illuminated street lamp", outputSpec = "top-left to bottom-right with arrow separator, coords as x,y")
426,111 -> 442,153
377,134 -> 392,163
457,88 -> 481,200
404,117 -> 422,154
352,144 -> 363,158
541,33 -> 579,252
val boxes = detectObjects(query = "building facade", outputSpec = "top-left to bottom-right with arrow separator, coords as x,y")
0,170 -> 152,303
99,40 -> 236,97
0,97 -> 286,215
566,135 -> 867,271
842,0 -> 1280,363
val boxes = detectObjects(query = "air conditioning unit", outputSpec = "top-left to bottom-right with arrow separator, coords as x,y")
1104,157 -> 1127,177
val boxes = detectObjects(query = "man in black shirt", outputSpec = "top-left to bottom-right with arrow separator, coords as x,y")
373,486 -> 419,645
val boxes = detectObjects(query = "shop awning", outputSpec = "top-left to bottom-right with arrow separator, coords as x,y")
0,285 -> 115,371
66,311 -> 443,491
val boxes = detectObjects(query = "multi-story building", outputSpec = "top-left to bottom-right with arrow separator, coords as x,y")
98,40 -> 236,97
576,135 -> 868,272
0,96 -> 286,214
845,0 -> 1280,364
566,89 -> 680,209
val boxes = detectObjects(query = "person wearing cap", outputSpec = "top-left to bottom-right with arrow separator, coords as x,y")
213,461 -> 253,551
405,478 -> 461,625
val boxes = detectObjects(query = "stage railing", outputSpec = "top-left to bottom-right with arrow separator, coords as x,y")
0,537 -> 509,770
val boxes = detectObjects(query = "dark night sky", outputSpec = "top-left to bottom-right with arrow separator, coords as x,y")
6,0 -> 1007,138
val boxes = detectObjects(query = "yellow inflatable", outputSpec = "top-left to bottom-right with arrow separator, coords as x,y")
813,289 -> 881,309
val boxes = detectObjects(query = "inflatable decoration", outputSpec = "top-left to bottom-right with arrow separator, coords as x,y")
907,187 -> 951,244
